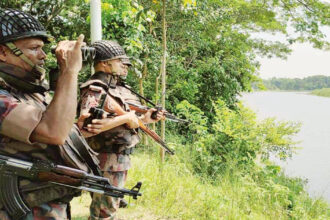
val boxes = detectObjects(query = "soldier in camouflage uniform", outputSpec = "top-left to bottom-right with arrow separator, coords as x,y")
78,40 -> 164,220
0,8 -> 86,220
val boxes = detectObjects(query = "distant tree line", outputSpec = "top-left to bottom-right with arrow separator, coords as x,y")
263,75 -> 330,91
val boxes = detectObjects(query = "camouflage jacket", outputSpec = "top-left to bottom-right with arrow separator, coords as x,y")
0,64 -> 84,211
80,72 -> 141,171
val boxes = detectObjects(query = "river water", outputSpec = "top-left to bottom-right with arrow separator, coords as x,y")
240,91 -> 330,202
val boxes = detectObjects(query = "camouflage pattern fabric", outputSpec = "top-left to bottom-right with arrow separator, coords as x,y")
80,75 -> 141,220
0,71 -> 77,219
79,78 -> 141,172
0,90 -> 17,128
0,210 -> 11,220
90,168 -> 127,220
24,203 -> 68,220
0,203 -> 68,220
0,88 -> 73,220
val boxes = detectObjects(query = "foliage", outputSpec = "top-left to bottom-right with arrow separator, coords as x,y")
71,152 -> 330,220
2,1 -> 330,217
263,75 -> 330,91
0,0 -> 90,40
176,99 -> 300,178
99,0 -> 156,78
2,0 -> 330,112
310,88 -> 330,97
70,101 -> 327,219
137,0 -> 330,114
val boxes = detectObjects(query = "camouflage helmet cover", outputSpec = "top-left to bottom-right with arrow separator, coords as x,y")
91,40 -> 131,65
0,8 -> 52,44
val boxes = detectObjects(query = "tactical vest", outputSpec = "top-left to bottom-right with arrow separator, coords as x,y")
80,72 -> 141,154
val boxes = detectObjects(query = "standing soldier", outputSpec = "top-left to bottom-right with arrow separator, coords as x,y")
0,8 -> 86,219
78,40 -> 164,220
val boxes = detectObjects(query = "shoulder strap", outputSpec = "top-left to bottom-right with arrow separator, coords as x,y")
68,127 -> 101,176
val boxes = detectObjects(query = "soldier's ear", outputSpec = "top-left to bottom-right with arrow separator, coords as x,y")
0,45 -> 7,62
104,60 -> 114,72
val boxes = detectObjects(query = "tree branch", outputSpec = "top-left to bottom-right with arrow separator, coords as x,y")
296,0 -> 315,13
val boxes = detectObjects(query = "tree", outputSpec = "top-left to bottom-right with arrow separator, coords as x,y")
138,0 -> 329,116
2,0 -> 330,115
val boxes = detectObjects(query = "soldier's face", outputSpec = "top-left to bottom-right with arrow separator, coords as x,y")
108,59 -> 128,77
0,38 -> 46,72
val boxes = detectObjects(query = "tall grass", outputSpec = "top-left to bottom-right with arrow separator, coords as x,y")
71,152 -> 330,219
71,101 -> 330,219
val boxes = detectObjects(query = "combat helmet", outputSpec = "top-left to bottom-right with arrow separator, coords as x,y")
91,40 -> 131,66
0,8 -> 52,93
0,8 -> 52,44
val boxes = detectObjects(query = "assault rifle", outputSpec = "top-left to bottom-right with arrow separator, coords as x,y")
0,154 -> 142,219
126,102 -> 189,124
82,76 -> 175,155
105,93 -> 175,155
118,82 -> 189,124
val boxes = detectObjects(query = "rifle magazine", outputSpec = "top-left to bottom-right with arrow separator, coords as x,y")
0,172 -> 31,220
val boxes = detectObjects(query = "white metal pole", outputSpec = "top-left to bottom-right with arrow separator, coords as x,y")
90,0 -> 102,74
90,0 -> 102,43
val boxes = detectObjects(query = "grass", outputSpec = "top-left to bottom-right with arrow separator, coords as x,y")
310,88 -> 330,97
71,151 -> 330,220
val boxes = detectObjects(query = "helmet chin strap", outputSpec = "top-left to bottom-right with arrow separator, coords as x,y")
5,42 -> 46,81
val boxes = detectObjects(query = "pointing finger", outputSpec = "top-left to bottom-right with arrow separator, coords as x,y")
74,34 -> 85,50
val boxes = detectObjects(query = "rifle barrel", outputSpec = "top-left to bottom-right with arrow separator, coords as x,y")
126,102 -> 189,124
0,155 -> 142,199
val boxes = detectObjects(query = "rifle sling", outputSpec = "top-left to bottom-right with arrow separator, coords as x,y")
68,131 -> 101,176
119,82 -> 157,107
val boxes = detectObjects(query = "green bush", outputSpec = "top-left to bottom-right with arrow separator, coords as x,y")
72,102 -> 330,220
311,88 -> 330,97
176,99 -> 300,178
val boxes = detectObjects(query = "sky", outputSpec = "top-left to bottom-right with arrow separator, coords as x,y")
258,43 -> 330,79
256,28 -> 330,79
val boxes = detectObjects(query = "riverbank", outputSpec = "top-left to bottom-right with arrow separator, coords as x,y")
310,88 -> 330,97
71,152 -> 330,219
260,88 -> 330,98
71,100 -> 330,219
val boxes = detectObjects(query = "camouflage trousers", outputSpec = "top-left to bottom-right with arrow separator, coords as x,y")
0,202 -> 68,220
89,170 -> 128,220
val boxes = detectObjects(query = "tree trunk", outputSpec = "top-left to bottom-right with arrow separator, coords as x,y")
160,0 -> 167,162
140,54 -> 148,146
